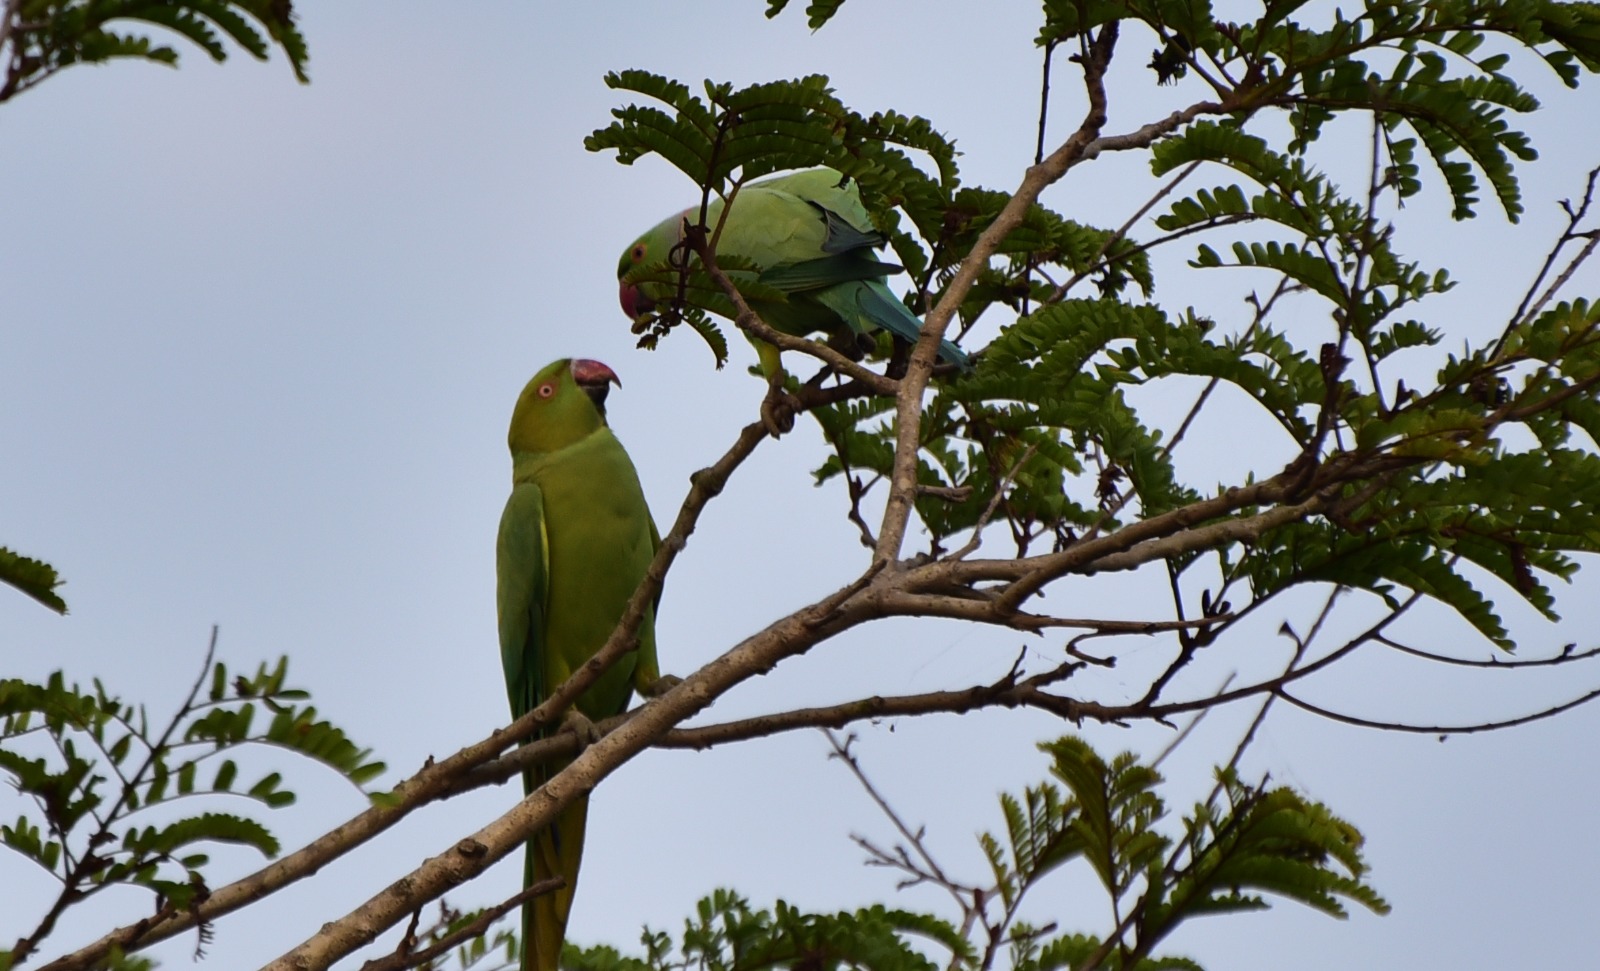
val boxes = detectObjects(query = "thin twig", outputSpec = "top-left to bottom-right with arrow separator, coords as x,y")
1150,672 -> 1235,770
825,731 -> 974,908
1496,164 -> 1600,356
945,444 -> 1038,561
1035,40 -> 1057,167
1050,159 -> 1206,300
1277,684 -> 1600,735
1374,635 -> 1600,667
356,879 -> 563,971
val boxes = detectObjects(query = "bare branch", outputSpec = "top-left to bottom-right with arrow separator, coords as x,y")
258,554 -> 892,969
827,731 -> 975,907
876,25 -> 1177,565
993,474 -> 1341,611
1277,685 -> 1600,735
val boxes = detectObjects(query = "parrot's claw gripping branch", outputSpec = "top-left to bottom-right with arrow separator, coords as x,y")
560,710 -> 604,752
640,673 -> 684,697
760,382 -> 800,437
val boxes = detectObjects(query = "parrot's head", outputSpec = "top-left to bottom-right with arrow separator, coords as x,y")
507,358 -> 621,455
617,213 -> 687,321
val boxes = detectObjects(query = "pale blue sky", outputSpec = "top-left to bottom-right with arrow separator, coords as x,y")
4,3 -> 1600,968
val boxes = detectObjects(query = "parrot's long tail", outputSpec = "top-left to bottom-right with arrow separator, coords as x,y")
522,782 -> 590,971
819,280 -> 974,371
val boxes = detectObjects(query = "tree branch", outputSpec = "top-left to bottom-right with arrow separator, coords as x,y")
259,567 -> 888,969
875,24 -> 1127,566
1276,684 -> 1600,735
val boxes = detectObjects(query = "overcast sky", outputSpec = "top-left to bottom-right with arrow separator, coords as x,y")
5,3 -> 1600,969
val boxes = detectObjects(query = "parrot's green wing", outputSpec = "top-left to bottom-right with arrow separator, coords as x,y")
815,203 -> 885,253
497,482 -> 548,725
758,251 -> 904,291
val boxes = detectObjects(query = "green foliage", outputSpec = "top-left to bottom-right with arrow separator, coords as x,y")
9,0 -> 1600,964
566,889 -> 965,971
0,1 -> 309,102
764,0 -> 851,30
592,0 -> 1600,653
0,651 -> 383,956
0,946 -> 156,971
0,545 -> 66,614
554,736 -> 1380,971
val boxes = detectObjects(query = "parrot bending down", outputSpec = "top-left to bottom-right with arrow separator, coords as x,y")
617,167 -> 972,379
496,358 -> 664,971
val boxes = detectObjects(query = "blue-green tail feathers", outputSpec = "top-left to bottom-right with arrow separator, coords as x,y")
812,280 -> 973,370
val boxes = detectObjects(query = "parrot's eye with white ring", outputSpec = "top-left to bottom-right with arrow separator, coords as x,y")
538,383 -> 556,398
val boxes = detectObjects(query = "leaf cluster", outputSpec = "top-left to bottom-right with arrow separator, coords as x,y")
0,546 -> 66,614
0,0 -> 308,103
553,735 -> 1382,971
0,653 -> 382,966
1037,0 -> 1600,220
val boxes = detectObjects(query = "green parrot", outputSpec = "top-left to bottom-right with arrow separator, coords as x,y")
617,167 -> 972,379
497,357 -> 663,971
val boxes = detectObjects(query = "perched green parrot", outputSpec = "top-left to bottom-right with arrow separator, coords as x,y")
497,357 -> 664,971
617,167 -> 972,378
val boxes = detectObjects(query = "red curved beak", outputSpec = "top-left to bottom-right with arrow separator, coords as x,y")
619,282 -> 656,320
570,358 -> 620,389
